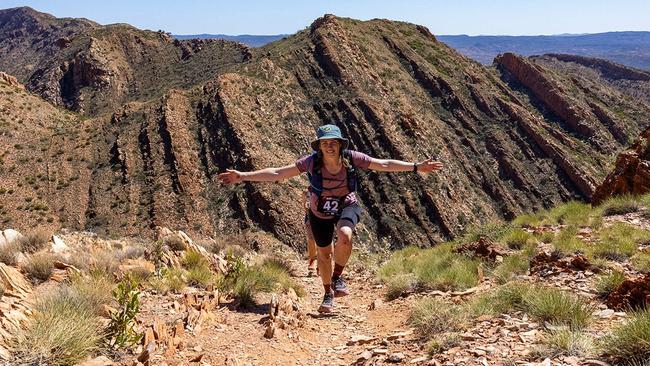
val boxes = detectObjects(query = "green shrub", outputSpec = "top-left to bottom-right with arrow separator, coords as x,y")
12,285 -> 103,365
106,276 -> 142,348
595,270 -> 626,299
600,309 -> 650,361
600,195 -> 641,216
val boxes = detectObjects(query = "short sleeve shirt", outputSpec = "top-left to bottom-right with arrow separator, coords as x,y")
295,150 -> 372,219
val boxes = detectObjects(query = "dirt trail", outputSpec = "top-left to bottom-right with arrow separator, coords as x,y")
137,263 -> 420,366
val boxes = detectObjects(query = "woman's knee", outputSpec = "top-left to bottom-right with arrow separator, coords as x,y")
336,226 -> 353,245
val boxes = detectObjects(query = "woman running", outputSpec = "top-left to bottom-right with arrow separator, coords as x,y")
218,124 -> 444,312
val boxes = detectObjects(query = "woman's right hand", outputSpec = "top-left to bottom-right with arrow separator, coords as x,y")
218,169 -> 244,185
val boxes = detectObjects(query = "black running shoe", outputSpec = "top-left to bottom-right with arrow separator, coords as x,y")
318,291 -> 334,313
333,276 -> 350,297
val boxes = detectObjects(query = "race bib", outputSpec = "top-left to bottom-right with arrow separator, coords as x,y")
317,196 -> 341,216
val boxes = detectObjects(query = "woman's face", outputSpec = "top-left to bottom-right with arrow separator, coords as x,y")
319,138 -> 341,157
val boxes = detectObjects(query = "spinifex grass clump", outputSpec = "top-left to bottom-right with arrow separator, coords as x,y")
547,201 -> 596,227
541,327 -> 594,358
591,222 -> 650,261
600,195 -> 641,216
378,243 -> 480,296
600,309 -> 650,361
23,252 -> 55,283
182,250 -> 214,287
525,287 -> 594,329
498,228 -> 532,249
595,270 -> 626,299
13,285 -> 104,365
469,283 -> 593,329
219,255 -> 304,308
408,297 -> 466,336
491,246 -> 536,284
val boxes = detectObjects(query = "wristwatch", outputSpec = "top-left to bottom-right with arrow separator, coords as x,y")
413,163 -> 418,172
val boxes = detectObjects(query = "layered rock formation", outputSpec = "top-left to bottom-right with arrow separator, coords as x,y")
1,7 -> 251,116
593,127 -> 650,204
2,10 -> 650,249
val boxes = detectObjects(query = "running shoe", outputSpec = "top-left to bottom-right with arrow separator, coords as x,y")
333,276 -> 350,297
318,291 -> 334,313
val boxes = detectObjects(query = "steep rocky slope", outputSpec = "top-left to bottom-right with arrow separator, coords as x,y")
2,11 -> 650,249
0,73 -> 90,231
0,7 -> 251,116
0,6 -> 99,81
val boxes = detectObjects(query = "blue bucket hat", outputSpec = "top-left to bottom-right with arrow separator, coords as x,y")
311,124 -> 349,151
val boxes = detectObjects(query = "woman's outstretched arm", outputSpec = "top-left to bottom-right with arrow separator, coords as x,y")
368,157 -> 443,173
218,164 -> 301,184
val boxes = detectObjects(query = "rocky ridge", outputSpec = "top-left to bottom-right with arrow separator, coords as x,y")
2,11 -> 650,249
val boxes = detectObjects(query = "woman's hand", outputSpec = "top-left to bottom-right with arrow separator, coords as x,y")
417,158 -> 444,173
218,169 -> 244,184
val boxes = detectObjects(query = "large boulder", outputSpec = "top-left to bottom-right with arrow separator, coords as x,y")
593,127 -> 650,204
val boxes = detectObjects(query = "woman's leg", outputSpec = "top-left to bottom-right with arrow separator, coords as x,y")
305,216 -> 318,275
333,224 -> 353,269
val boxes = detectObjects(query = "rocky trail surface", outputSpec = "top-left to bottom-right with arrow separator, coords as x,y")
129,257 -> 620,366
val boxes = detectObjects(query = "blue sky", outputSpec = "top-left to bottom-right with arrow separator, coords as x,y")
3,0 -> 649,36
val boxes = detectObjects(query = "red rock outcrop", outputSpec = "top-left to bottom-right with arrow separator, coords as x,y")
606,273 -> 650,310
593,127 -> 650,204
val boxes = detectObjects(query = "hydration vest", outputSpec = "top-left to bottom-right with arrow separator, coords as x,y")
307,149 -> 358,197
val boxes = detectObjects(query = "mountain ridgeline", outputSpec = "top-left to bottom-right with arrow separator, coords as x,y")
1,7 -> 650,249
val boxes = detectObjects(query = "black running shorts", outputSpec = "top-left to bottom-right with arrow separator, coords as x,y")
307,204 -> 363,248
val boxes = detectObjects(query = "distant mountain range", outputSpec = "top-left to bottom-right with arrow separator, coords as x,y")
173,34 -> 289,47
175,31 -> 650,70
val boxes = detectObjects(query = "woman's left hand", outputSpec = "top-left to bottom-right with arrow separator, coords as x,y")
416,158 -> 444,173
